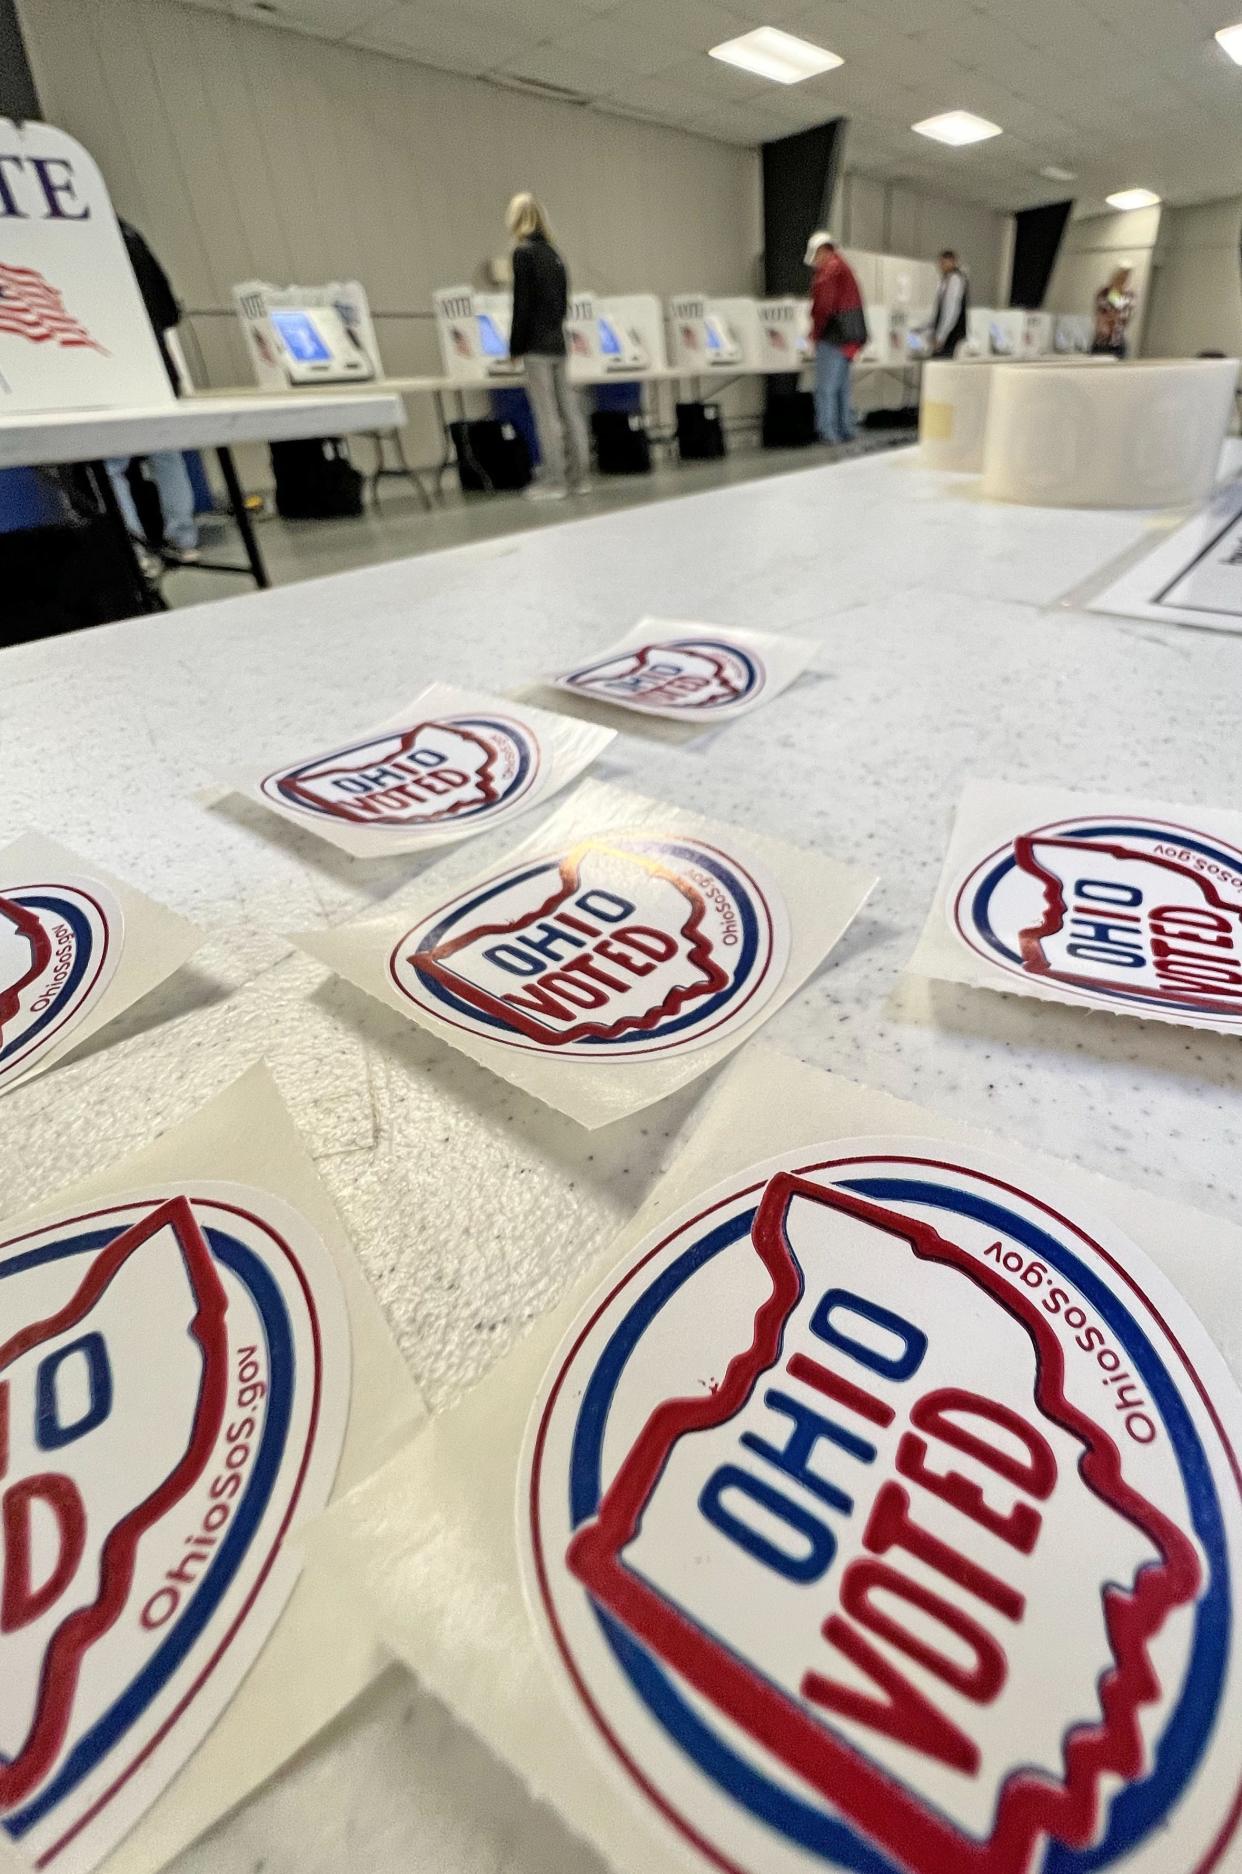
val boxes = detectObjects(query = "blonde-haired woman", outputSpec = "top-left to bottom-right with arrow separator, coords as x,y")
506,192 -> 590,499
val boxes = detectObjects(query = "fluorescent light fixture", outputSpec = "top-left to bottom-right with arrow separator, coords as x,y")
708,26 -> 843,85
1106,187 -> 1161,210
1215,22 -> 1242,62
1041,164 -> 1077,182
912,110 -> 1002,146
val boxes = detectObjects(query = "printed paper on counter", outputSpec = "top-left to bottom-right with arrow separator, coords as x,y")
907,778 -> 1242,1033
310,1049 -> 1242,1874
1085,478 -> 1242,636
548,619 -> 818,723
291,779 -> 875,1127
0,833 -> 202,1098
0,1067 -> 423,1874
230,683 -> 615,856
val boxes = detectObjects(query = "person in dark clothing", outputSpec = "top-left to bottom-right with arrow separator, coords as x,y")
929,249 -> 970,357
506,193 -> 590,500
106,220 -> 199,561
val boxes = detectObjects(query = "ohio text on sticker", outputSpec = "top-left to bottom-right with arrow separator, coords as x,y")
260,711 -> 542,831
558,635 -> 767,716
522,1143 -> 1242,1874
0,878 -> 122,1093
388,830 -> 791,1058
0,1185 -> 349,1874
952,812 -> 1242,1024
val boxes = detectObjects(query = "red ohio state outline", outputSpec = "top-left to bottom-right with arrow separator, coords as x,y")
275,719 -> 503,826
405,839 -> 730,1045
565,1174 -> 1202,1874
565,643 -> 751,712
0,1198 -> 229,1809
1014,835 -> 1242,1013
0,894 -> 54,1050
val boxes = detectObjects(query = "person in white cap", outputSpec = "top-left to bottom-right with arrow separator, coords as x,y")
804,231 -> 867,446
1093,261 -> 1136,358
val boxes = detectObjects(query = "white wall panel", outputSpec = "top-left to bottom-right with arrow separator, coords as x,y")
1144,199 -> 1242,359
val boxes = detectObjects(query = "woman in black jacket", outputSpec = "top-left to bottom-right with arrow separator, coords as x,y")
506,193 -> 590,500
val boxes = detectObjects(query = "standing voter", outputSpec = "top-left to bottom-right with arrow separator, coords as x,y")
506,193 -> 591,501
1093,263 -> 1136,357
928,249 -> 970,357
804,231 -> 867,447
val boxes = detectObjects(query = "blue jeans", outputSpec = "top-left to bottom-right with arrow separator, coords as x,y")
106,451 -> 198,550
814,341 -> 856,444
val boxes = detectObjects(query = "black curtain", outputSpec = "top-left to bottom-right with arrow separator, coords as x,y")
0,0 -> 40,120
1009,200 -> 1073,309
762,120 -> 848,297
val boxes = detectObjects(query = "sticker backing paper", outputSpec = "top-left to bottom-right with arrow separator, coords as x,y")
0,1068 -> 423,1874
310,1049 -> 1242,1874
0,834 -> 201,1099
230,683 -> 615,857
907,779 -> 1242,1032
291,780 -> 875,1127
1085,479 -> 1242,636
547,620 -> 818,723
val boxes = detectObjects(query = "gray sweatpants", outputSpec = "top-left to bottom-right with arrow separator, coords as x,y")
525,353 -> 590,490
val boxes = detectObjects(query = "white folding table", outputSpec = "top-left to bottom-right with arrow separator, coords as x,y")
0,388 -> 404,609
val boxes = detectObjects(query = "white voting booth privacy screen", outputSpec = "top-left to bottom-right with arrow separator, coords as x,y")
0,119 -> 172,414
232,280 -> 381,389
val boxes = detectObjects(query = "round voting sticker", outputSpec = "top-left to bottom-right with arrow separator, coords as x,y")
389,831 -> 790,1058
561,636 -> 766,716
953,813 -> 1242,1024
522,1142 -> 1242,1874
0,1184 -> 349,1871
262,713 -> 541,831
0,877 -> 121,1092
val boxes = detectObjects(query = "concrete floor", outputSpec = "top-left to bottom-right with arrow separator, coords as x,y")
164,433 -> 913,607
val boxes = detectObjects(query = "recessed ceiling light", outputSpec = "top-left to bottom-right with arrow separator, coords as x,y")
1215,22 -> 1242,62
1040,164 -> 1077,182
1106,187 -> 1161,210
912,110 -> 1002,146
708,27 -> 843,85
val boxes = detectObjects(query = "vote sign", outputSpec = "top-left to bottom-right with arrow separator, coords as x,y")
0,120 -> 172,413
523,1143 -> 1242,1874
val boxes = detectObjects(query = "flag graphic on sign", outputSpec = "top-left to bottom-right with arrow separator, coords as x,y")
0,262 -> 106,352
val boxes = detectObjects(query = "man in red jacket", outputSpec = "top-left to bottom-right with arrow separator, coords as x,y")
804,230 -> 867,446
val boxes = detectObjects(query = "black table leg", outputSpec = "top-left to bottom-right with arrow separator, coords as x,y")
215,445 -> 270,589
84,459 -> 165,615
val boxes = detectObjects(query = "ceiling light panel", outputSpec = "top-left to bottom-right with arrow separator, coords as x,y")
1106,187 -> 1161,209
708,27 -> 843,85
912,110 -> 1003,145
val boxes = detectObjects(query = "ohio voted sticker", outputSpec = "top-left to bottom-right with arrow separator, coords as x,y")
262,712 -> 539,830
952,812 -> 1242,1027
550,621 -> 816,723
388,830 -> 791,1058
0,1183 -> 349,1873
522,1141 -> 1242,1874
0,877 -> 121,1094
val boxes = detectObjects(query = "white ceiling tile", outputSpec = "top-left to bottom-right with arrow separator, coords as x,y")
611,0 -> 745,52
661,51 -> 772,98
542,12 -> 690,74
350,2 -> 532,69
494,41 -> 624,92
243,0 -> 393,34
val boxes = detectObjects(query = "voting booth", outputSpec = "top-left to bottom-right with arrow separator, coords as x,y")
565,292 -> 663,381
433,285 -> 523,383
1020,312 -> 1054,358
0,119 -> 173,416
757,299 -> 811,370
1055,314 -> 1095,354
234,280 -> 379,388
667,295 -> 746,370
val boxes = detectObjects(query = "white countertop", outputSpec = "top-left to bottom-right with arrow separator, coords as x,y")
0,389 -> 406,468
3,446 -> 1241,1873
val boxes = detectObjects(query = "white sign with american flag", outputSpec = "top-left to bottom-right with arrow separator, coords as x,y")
0,118 -> 172,412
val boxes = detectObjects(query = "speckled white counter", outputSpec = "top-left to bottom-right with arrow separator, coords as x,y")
3,446 -> 1242,1874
